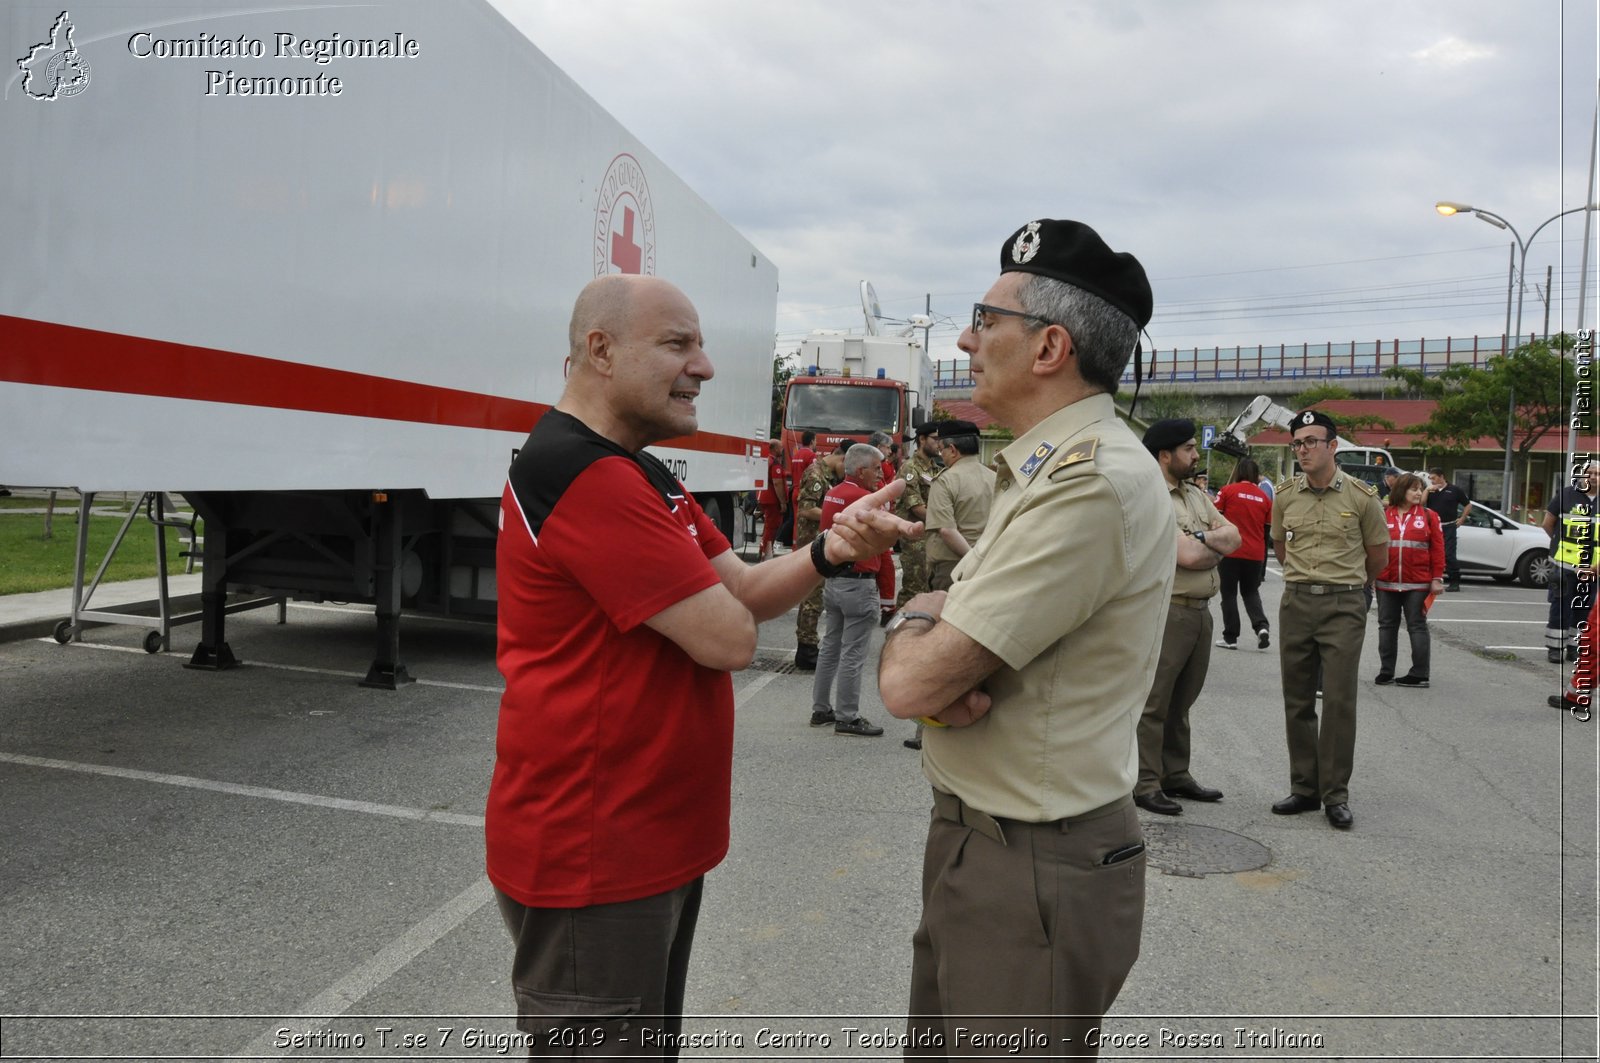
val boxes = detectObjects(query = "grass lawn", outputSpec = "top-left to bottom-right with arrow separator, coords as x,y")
0,511 -> 194,596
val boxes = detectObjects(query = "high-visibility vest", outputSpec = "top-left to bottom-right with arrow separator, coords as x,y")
1554,493 -> 1598,570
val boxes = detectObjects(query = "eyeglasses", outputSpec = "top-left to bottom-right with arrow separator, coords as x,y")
971,303 -> 1057,334
1289,436 -> 1332,452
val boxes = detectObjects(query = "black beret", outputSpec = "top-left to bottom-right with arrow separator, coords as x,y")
1000,219 -> 1153,329
1291,408 -> 1338,436
936,419 -> 980,440
1141,418 -> 1196,455
914,421 -> 939,439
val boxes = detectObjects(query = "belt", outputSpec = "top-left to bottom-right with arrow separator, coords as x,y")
1287,582 -> 1364,595
1170,594 -> 1212,609
931,788 -> 1131,847
830,570 -> 877,580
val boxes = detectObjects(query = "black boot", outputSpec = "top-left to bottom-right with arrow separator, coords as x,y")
794,643 -> 818,671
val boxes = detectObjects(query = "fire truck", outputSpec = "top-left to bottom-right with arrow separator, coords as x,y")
780,283 -> 935,459
0,0 -> 777,684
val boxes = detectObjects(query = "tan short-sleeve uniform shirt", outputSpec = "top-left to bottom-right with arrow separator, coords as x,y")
1170,481 -> 1224,599
927,394 -> 1177,821
1270,473 -> 1387,583
924,457 -> 997,564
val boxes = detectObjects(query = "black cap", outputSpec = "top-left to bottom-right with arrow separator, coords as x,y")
1291,409 -> 1338,437
1141,418 -> 1196,456
936,419 -> 980,440
914,421 -> 939,439
1000,219 -> 1153,329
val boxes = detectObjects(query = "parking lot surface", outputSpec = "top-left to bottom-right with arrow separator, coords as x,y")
1,566 -> 1594,1060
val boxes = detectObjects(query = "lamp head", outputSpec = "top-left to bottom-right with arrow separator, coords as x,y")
1435,201 -> 1467,216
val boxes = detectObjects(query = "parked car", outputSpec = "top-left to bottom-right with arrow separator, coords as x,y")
1457,502 -> 1552,588
1336,462 -> 1407,494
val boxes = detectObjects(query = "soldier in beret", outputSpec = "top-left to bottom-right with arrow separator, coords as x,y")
924,419 -> 996,592
878,218 -> 1172,1053
1133,419 -> 1240,817
1269,408 -> 1387,830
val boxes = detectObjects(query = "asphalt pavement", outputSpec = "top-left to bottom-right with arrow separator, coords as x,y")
0,561 -> 1594,1061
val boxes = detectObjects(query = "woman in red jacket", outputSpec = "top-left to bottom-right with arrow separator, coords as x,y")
1213,458 -> 1274,650
1375,472 -> 1445,688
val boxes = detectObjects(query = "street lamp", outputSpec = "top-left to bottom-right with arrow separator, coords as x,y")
1435,200 -> 1598,510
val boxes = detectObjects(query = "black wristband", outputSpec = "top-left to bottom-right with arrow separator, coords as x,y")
810,531 -> 855,578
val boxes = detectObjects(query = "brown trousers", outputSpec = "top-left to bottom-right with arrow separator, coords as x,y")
495,879 -> 703,1059
1279,585 -> 1366,805
907,791 -> 1145,1059
1136,599 -> 1212,796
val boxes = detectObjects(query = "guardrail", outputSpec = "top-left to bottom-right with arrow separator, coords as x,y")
931,334 -> 1533,388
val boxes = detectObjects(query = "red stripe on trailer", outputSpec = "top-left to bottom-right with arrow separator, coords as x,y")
0,315 -> 753,457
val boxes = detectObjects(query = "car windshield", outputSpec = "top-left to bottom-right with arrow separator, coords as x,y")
785,383 -> 901,434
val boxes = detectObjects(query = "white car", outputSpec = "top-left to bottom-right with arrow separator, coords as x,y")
1457,502 -> 1553,588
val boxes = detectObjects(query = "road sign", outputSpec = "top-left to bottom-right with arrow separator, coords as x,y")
1202,425 -> 1216,450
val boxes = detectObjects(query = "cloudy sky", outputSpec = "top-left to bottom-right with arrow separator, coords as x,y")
498,0 -> 1597,366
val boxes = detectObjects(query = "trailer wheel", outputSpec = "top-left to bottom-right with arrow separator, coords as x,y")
53,620 -> 73,645
701,492 -> 735,542
143,630 -> 165,654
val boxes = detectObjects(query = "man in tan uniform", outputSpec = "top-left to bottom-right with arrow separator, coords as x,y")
1134,419 -> 1240,816
879,218 -> 1172,1057
924,419 -> 996,591
793,445 -> 845,670
895,422 -> 942,609
1270,408 -> 1387,830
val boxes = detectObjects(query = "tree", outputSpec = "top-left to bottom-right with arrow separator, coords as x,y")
769,344 -> 799,438
1384,334 -> 1580,508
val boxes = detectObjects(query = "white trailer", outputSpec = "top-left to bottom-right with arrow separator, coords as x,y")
1,1 -> 777,684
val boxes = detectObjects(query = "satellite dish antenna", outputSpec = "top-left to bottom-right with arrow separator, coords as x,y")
860,280 -> 883,336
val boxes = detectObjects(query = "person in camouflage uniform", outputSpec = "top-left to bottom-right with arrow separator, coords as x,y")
895,422 -> 942,610
794,444 -> 846,669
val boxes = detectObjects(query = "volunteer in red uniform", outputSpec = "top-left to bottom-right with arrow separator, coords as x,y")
488,275 -> 918,1053
758,440 -> 787,558
810,443 -> 889,737
1373,472 -> 1444,688
789,431 -> 816,508
1213,457 -> 1274,650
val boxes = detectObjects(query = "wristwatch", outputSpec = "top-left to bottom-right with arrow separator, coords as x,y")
885,610 -> 938,637
809,530 -> 855,578
1194,529 -> 1207,544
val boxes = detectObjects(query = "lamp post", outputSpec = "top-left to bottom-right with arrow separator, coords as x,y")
1436,201 -> 1598,511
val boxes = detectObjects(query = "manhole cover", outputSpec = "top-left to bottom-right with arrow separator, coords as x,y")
749,653 -> 798,674
1142,822 -> 1271,878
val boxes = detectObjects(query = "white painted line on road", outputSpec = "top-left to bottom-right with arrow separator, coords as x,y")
735,669 -> 781,707
1484,645 -> 1547,651
235,877 -> 496,1061
0,752 -> 485,828
1428,619 -> 1544,625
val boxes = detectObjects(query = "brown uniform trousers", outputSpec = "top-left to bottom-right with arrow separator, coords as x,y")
1136,598 -> 1212,796
907,791 -> 1145,1059
1279,584 -> 1366,805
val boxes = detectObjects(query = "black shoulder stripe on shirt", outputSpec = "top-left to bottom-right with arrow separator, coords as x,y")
508,410 -> 684,538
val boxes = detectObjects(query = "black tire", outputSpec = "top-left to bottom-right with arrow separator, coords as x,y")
1517,549 -> 1552,589
143,630 -> 164,654
53,620 -> 73,645
700,492 -> 735,541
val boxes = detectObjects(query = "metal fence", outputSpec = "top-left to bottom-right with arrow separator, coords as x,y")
932,334 -> 1534,388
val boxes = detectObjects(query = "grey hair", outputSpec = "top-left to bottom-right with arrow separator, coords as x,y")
867,430 -> 894,451
843,443 -> 884,476
1016,275 -> 1139,393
